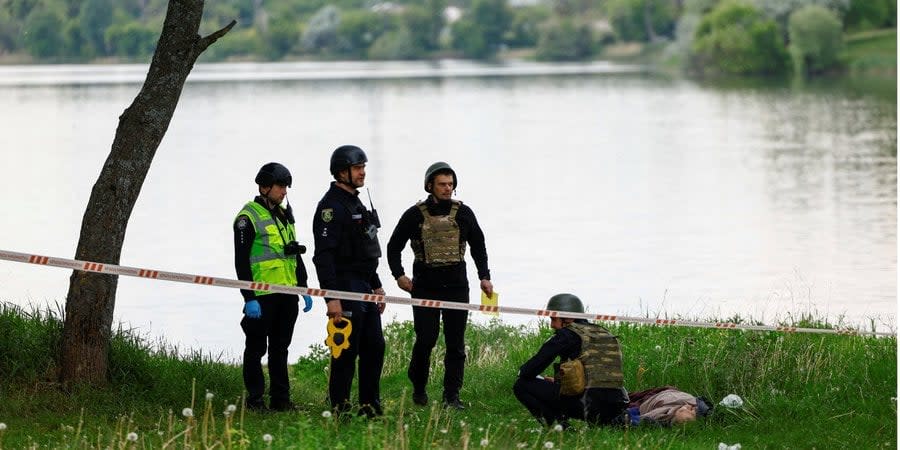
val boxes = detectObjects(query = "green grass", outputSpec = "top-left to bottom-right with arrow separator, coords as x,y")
0,301 -> 895,448
842,28 -> 897,75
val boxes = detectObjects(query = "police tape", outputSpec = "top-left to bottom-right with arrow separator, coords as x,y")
0,249 -> 894,337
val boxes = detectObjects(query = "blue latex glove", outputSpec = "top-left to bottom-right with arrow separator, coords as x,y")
244,299 -> 261,319
302,295 -> 313,313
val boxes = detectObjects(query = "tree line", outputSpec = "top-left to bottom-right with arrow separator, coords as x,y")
0,0 -> 896,75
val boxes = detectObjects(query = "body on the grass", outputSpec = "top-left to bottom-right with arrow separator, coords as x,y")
386,161 -> 493,410
313,145 -> 386,418
233,162 -> 312,412
514,293 -> 629,427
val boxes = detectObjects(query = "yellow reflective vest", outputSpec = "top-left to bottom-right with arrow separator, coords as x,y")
236,201 -> 298,296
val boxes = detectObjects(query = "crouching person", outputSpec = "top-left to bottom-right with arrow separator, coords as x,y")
513,293 -> 628,428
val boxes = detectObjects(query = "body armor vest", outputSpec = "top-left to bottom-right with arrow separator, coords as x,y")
563,322 -> 624,390
413,200 -> 466,267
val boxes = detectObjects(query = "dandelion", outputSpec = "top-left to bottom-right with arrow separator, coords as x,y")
440,429 -> 448,434
719,394 -> 744,409
654,345 -> 662,351
263,434 -> 273,443
126,432 -> 138,442
553,424 -> 563,432
404,424 -> 409,431
478,427 -> 484,432
460,421 -> 466,427
206,392 -> 215,401
182,408 -> 194,418
0,422 -> 6,431
480,438 -> 489,447
226,404 -> 237,413
544,441 -> 554,449
322,410 -> 333,418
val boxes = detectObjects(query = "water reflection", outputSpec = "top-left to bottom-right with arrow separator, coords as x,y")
0,63 -> 894,361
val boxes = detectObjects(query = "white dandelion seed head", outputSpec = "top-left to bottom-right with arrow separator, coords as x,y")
182,408 -> 194,418
480,438 -> 489,447
404,424 -> 409,431
205,392 -> 214,400
544,441 -> 554,449
0,422 -> 7,431
226,404 -> 237,413
654,345 -> 662,351
126,432 -> 138,442
440,429 -> 448,434
263,434 -> 273,443
322,410 -> 332,418
478,427 -> 484,432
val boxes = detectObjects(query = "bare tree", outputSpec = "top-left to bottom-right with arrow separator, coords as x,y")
59,0 -> 234,385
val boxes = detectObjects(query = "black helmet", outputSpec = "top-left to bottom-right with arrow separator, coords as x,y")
330,145 -> 368,176
255,162 -> 292,187
546,293 -> 584,313
424,161 -> 457,193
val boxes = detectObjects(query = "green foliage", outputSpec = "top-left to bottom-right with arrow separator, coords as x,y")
535,19 -> 595,61
336,9 -> 393,57
264,18 -> 302,60
402,3 -> 443,53
0,7 -> 21,52
105,21 -> 158,59
22,7 -> 67,59
368,27 -> 424,60
301,4 -> 341,53
78,0 -> 114,56
606,0 -> 680,42
691,0 -> 791,75
506,5 -> 551,48
789,5 -> 844,74
452,18 -> 490,58
452,0 -> 512,58
844,0 -> 895,31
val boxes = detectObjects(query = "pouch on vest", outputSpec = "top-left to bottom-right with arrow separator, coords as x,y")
558,358 -> 586,396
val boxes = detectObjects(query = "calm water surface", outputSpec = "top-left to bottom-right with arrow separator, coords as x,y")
0,61 -> 895,361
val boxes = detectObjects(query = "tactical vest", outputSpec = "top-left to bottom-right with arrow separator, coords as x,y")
563,322 -> 624,390
236,201 -> 298,296
412,200 -> 466,267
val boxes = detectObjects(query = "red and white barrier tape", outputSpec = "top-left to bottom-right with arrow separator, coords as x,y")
0,249 -> 894,337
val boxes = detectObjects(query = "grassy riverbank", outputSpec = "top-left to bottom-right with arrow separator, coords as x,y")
0,302 -> 895,448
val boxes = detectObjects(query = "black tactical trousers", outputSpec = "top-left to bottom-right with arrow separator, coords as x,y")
407,287 -> 469,401
241,293 -> 299,407
329,278 -> 385,411
513,377 -> 627,426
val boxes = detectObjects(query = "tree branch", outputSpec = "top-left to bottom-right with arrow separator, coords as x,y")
198,20 -> 237,52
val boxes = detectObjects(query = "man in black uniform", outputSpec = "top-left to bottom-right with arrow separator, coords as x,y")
312,145 -> 386,418
513,293 -> 629,427
234,162 -> 313,412
386,162 -> 493,410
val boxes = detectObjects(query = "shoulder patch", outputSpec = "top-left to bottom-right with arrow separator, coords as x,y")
321,208 -> 334,223
236,216 -> 250,230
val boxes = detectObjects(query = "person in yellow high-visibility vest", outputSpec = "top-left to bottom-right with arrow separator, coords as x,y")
234,162 -> 313,412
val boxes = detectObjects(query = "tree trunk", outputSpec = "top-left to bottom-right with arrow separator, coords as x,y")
59,0 -> 234,386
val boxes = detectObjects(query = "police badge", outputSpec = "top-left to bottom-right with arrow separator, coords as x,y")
321,208 -> 334,223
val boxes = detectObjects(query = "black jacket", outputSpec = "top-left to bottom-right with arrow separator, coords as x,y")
386,196 -> 490,291
312,182 -> 383,292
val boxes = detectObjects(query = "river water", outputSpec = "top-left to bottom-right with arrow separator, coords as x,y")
0,60 -> 895,361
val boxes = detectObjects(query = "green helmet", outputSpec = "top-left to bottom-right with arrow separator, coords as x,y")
546,293 -> 584,313
424,161 -> 457,193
